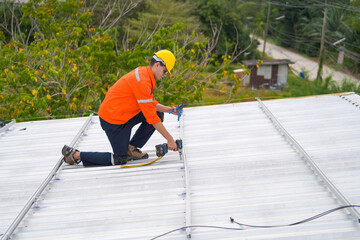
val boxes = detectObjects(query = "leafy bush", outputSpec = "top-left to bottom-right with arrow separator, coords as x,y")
0,0 -> 240,121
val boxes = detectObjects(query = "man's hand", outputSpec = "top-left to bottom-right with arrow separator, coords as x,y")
167,138 -> 177,151
152,122 -> 177,151
169,106 -> 183,117
155,103 -> 184,118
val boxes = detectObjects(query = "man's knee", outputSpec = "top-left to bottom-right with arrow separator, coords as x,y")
157,111 -> 164,122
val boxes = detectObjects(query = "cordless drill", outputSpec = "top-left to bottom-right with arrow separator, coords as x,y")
155,139 -> 183,157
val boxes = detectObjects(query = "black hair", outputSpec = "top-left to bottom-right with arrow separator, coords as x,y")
150,57 -> 165,67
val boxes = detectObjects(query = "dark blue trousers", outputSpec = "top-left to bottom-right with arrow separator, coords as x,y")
80,111 -> 164,167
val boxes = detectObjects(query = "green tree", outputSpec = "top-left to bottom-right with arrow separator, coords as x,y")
238,1 -> 264,33
192,0 -> 257,60
343,0 -> 360,73
0,0 -> 242,121
83,0 -> 143,32
0,0 -> 120,119
0,1 -> 33,45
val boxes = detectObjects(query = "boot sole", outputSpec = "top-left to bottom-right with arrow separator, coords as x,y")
130,153 -> 149,160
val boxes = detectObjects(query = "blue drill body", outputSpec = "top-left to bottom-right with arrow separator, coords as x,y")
155,139 -> 183,157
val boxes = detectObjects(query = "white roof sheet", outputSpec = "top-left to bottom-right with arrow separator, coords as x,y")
1,93 -> 360,239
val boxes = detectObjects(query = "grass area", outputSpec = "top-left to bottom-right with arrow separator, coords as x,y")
194,72 -> 359,107
193,87 -> 283,106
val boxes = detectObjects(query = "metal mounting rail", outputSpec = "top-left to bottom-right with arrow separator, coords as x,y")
2,114 -> 94,240
180,114 -> 192,238
0,119 -> 16,134
256,98 -> 360,223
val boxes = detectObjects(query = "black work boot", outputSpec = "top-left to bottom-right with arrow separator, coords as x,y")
113,155 -> 130,165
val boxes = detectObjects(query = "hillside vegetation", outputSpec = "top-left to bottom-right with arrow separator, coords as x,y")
1,0 -> 359,122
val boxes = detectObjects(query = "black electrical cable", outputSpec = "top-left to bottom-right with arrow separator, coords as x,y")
149,225 -> 244,240
231,205 -> 360,229
150,205 -> 360,239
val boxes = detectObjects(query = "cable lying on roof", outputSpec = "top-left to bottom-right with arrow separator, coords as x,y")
230,205 -> 360,229
150,205 -> 360,239
121,139 -> 183,168
149,225 -> 245,240
121,156 -> 163,168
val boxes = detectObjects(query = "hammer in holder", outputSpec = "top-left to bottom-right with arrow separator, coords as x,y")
169,101 -> 188,121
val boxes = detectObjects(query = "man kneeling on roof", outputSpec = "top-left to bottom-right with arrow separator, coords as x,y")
61,50 -> 180,166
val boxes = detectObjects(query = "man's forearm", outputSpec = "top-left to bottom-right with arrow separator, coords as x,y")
155,103 -> 172,113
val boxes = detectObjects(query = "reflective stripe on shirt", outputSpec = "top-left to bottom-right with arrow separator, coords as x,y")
135,68 -> 140,82
137,99 -> 153,103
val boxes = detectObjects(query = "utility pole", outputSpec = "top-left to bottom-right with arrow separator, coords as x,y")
316,0 -> 327,80
262,1 -> 271,58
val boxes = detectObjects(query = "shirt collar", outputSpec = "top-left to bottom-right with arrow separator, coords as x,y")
146,66 -> 156,89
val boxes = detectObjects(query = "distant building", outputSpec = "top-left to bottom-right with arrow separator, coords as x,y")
236,59 -> 294,89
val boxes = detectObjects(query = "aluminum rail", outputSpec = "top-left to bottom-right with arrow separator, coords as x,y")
1,114 -> 94,240
0,119 -> 16,134
180,113 -> 192,238
256,97 -> 360,223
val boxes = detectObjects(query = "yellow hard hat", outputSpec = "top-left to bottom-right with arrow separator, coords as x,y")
154,50 -> 176,72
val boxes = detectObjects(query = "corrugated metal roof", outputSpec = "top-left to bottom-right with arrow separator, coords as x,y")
1,93 -> 360,239
0,118 -> 93,238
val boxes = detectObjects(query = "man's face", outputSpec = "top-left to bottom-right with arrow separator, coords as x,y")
154,62 -> 168,80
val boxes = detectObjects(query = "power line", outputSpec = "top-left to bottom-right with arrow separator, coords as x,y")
325,36 -> 360,51
269,25 -> 321,44
269,1 -> 318,9
323,38 -> 360,61
269,36 -> 320,52
267,26 -> 321,52
269,1 -> 360,12
268,20 -> 360,62
341,42 -> 360,51
326,52 -> 340,65
325,39 -> 360,62
314,0 -> 360,13
266,20 -> 360,64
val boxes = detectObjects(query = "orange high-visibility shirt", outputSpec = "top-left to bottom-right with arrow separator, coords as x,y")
98,66 -> 160,125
